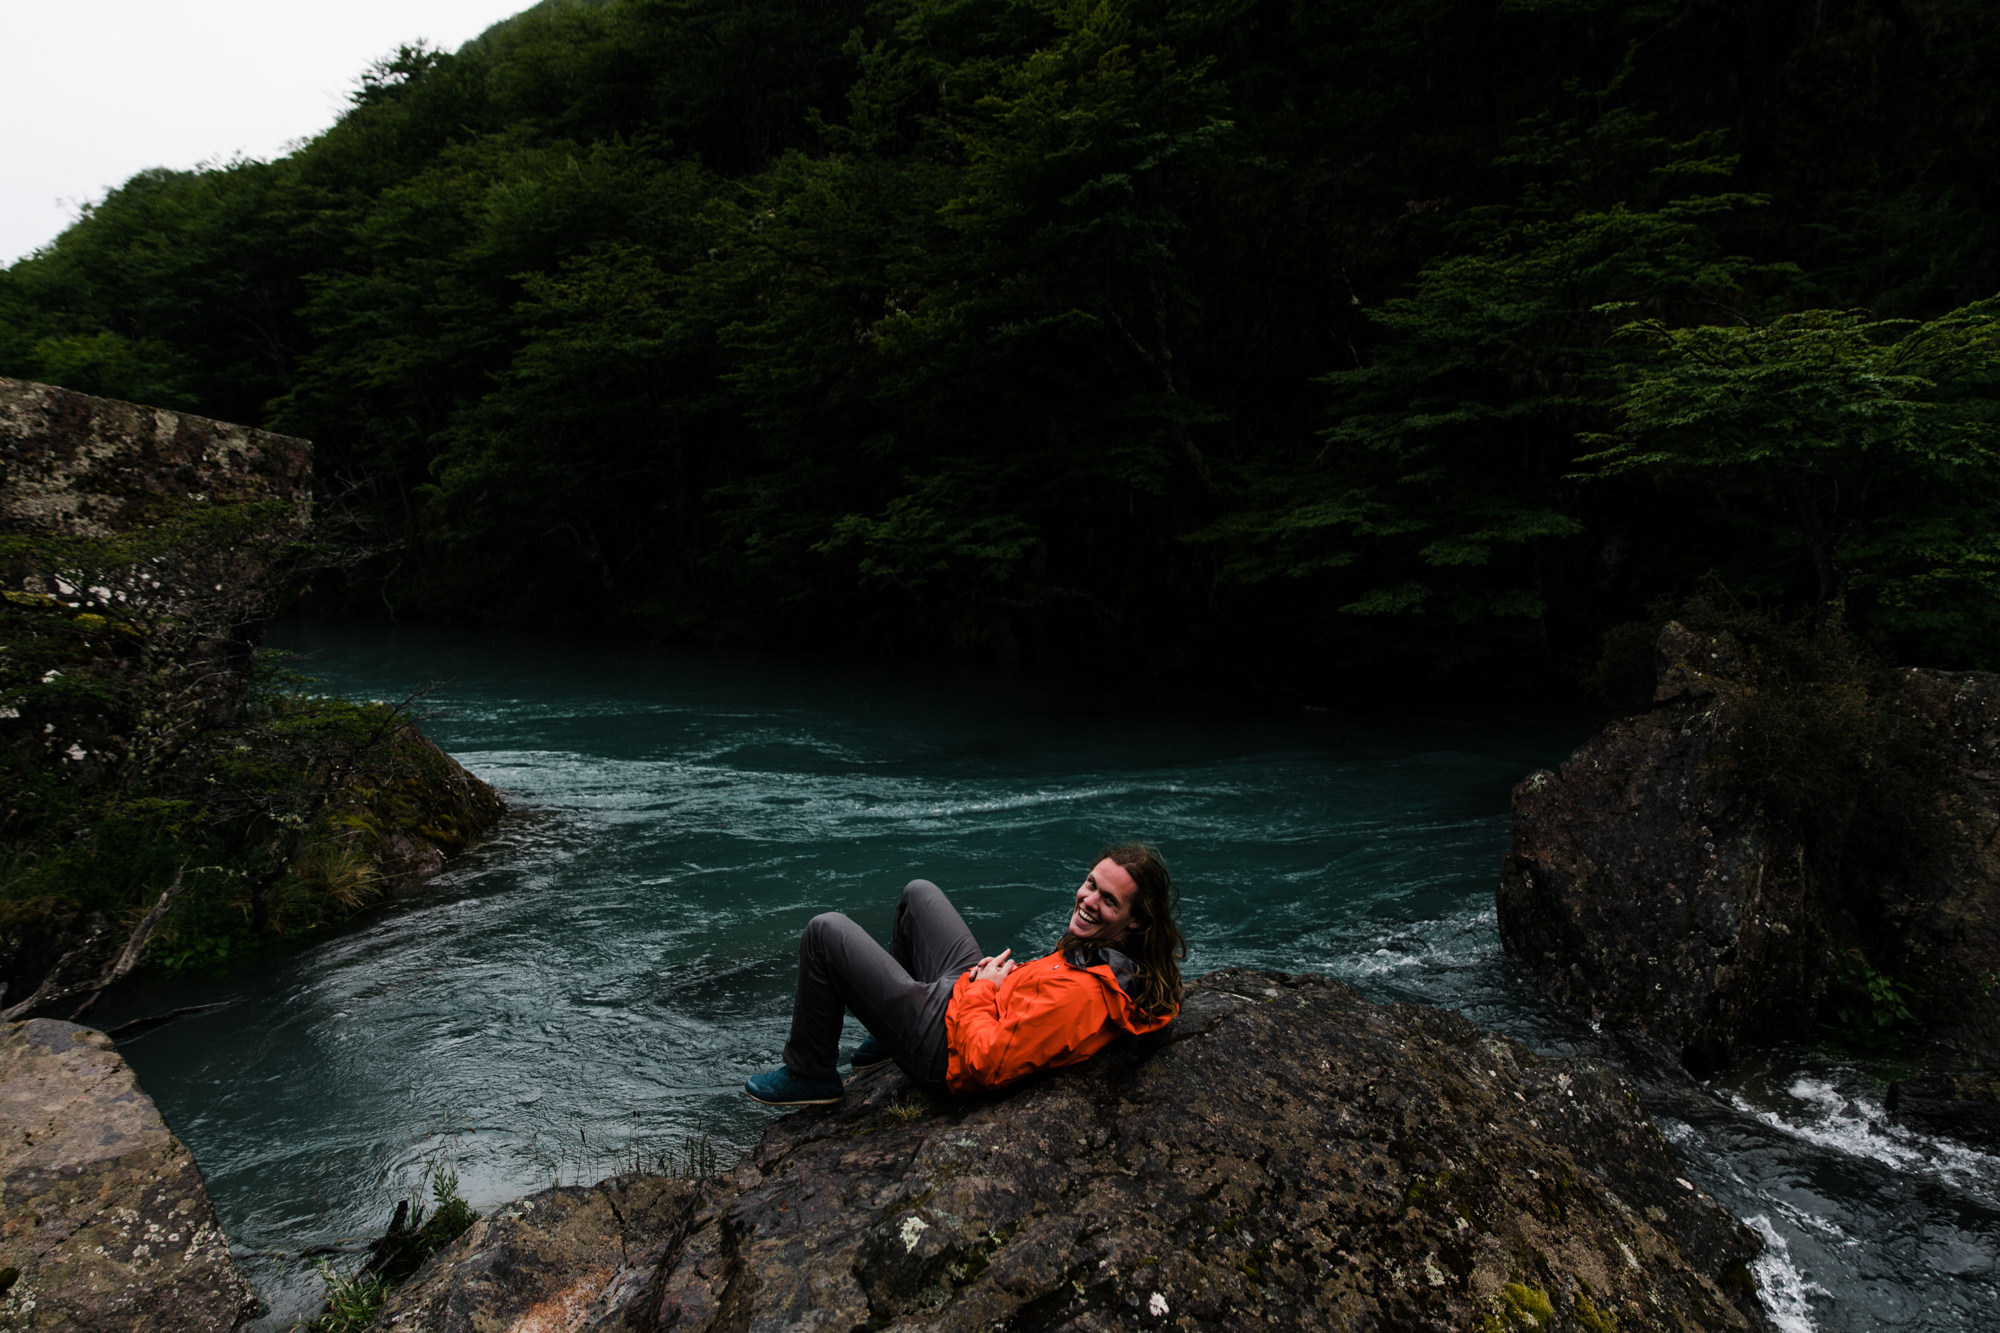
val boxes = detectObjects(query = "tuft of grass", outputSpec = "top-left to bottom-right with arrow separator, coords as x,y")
532,1120 -> 721,1186
618,1130 -> 720,1180
286,837 -> 382,913
301,1259 -> 389,1333
885,1093 -> 933,1122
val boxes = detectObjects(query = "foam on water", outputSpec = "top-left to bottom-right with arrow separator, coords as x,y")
1728,1074 -> 2000,1209
1747,1214 -> 1826,1333
1635,1054 -> 2000,1331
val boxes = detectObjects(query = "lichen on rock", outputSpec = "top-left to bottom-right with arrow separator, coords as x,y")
377,970 -> 1771,1332
0,1018 -> 257,1332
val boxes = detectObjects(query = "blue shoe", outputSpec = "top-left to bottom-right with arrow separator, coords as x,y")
849,1035 -> 892,1069
745,1066 -> 844,1106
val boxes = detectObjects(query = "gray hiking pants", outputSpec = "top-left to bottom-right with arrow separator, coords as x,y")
781,879 -> 985,1086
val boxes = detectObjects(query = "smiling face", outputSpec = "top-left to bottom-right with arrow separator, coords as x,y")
1069,857 -> 1140,946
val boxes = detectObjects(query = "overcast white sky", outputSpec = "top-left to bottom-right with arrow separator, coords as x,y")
2,1 -> 535,266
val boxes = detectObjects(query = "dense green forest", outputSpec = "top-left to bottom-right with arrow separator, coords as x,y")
4,0 -> 1998,693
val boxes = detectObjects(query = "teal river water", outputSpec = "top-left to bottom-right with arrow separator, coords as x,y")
90,621 -> 1999,1330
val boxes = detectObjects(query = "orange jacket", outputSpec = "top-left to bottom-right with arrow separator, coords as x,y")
944,949 -> 1175,1095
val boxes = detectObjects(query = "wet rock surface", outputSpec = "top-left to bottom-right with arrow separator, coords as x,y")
0,1018 -> 255,1331
1499,622 -> 2000,1071
378,970 -> 1770,1332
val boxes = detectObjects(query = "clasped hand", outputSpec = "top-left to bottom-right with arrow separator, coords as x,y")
971,948 -> 1017,984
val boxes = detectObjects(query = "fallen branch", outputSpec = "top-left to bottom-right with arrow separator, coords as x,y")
1,867 -> 193,1024
1,917 -> 114,1023
70,866 -> 191,1021
104,999 -> 235,1040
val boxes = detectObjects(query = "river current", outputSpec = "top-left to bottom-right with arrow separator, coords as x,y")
91,621 -> 2000,1329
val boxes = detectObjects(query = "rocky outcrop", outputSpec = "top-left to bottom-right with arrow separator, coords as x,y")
0,1019 -> 256,1331
344,728 -> 508,893
0,376 -> 310,537
0,730 -> 506,1019
377,970 -> 1770,1332
1498,622 -> 2000,1073
0,377 -> 504,1010
0,374 -> 312,747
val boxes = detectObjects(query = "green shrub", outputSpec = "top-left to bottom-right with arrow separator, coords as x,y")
1826,948 -> 1919,1048
299,1165 -> 478,1331
302,1259 -> 389,1333
2,650 -> 493,989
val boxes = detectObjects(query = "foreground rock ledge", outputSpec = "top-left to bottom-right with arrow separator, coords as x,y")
380,970 -> 1769,1332
0,1019 -> 256,1332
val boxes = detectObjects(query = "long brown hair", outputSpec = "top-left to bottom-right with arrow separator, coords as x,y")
1058,842 -> 1186,1018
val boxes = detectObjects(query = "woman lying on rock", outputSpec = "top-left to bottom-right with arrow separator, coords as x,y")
745,843 -> 1187,1105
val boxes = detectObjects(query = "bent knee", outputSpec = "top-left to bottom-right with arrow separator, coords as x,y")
804,911 -> 856,941
900,879 -> 943,907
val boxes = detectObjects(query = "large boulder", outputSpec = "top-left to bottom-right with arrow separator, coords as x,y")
1498,622 -> 2000,1072
1885,1070 -> 2000,1144
0,1019 -> 256,1331
377,970 -> 1770,1332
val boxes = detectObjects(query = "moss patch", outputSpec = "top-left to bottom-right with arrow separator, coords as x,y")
3,679 -> 502,992
1480,1281 -> 1555,1332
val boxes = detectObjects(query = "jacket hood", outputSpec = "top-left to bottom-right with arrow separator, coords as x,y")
1067,945 -> 1176,1033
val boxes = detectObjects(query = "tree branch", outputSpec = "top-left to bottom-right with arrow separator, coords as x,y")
68,866 -> 192,1021
1,917 -> 115,1022
1,867 -> 195,1024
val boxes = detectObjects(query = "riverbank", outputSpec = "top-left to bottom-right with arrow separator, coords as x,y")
0,972 -> 1776,1333
0,377 -> 504,1019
